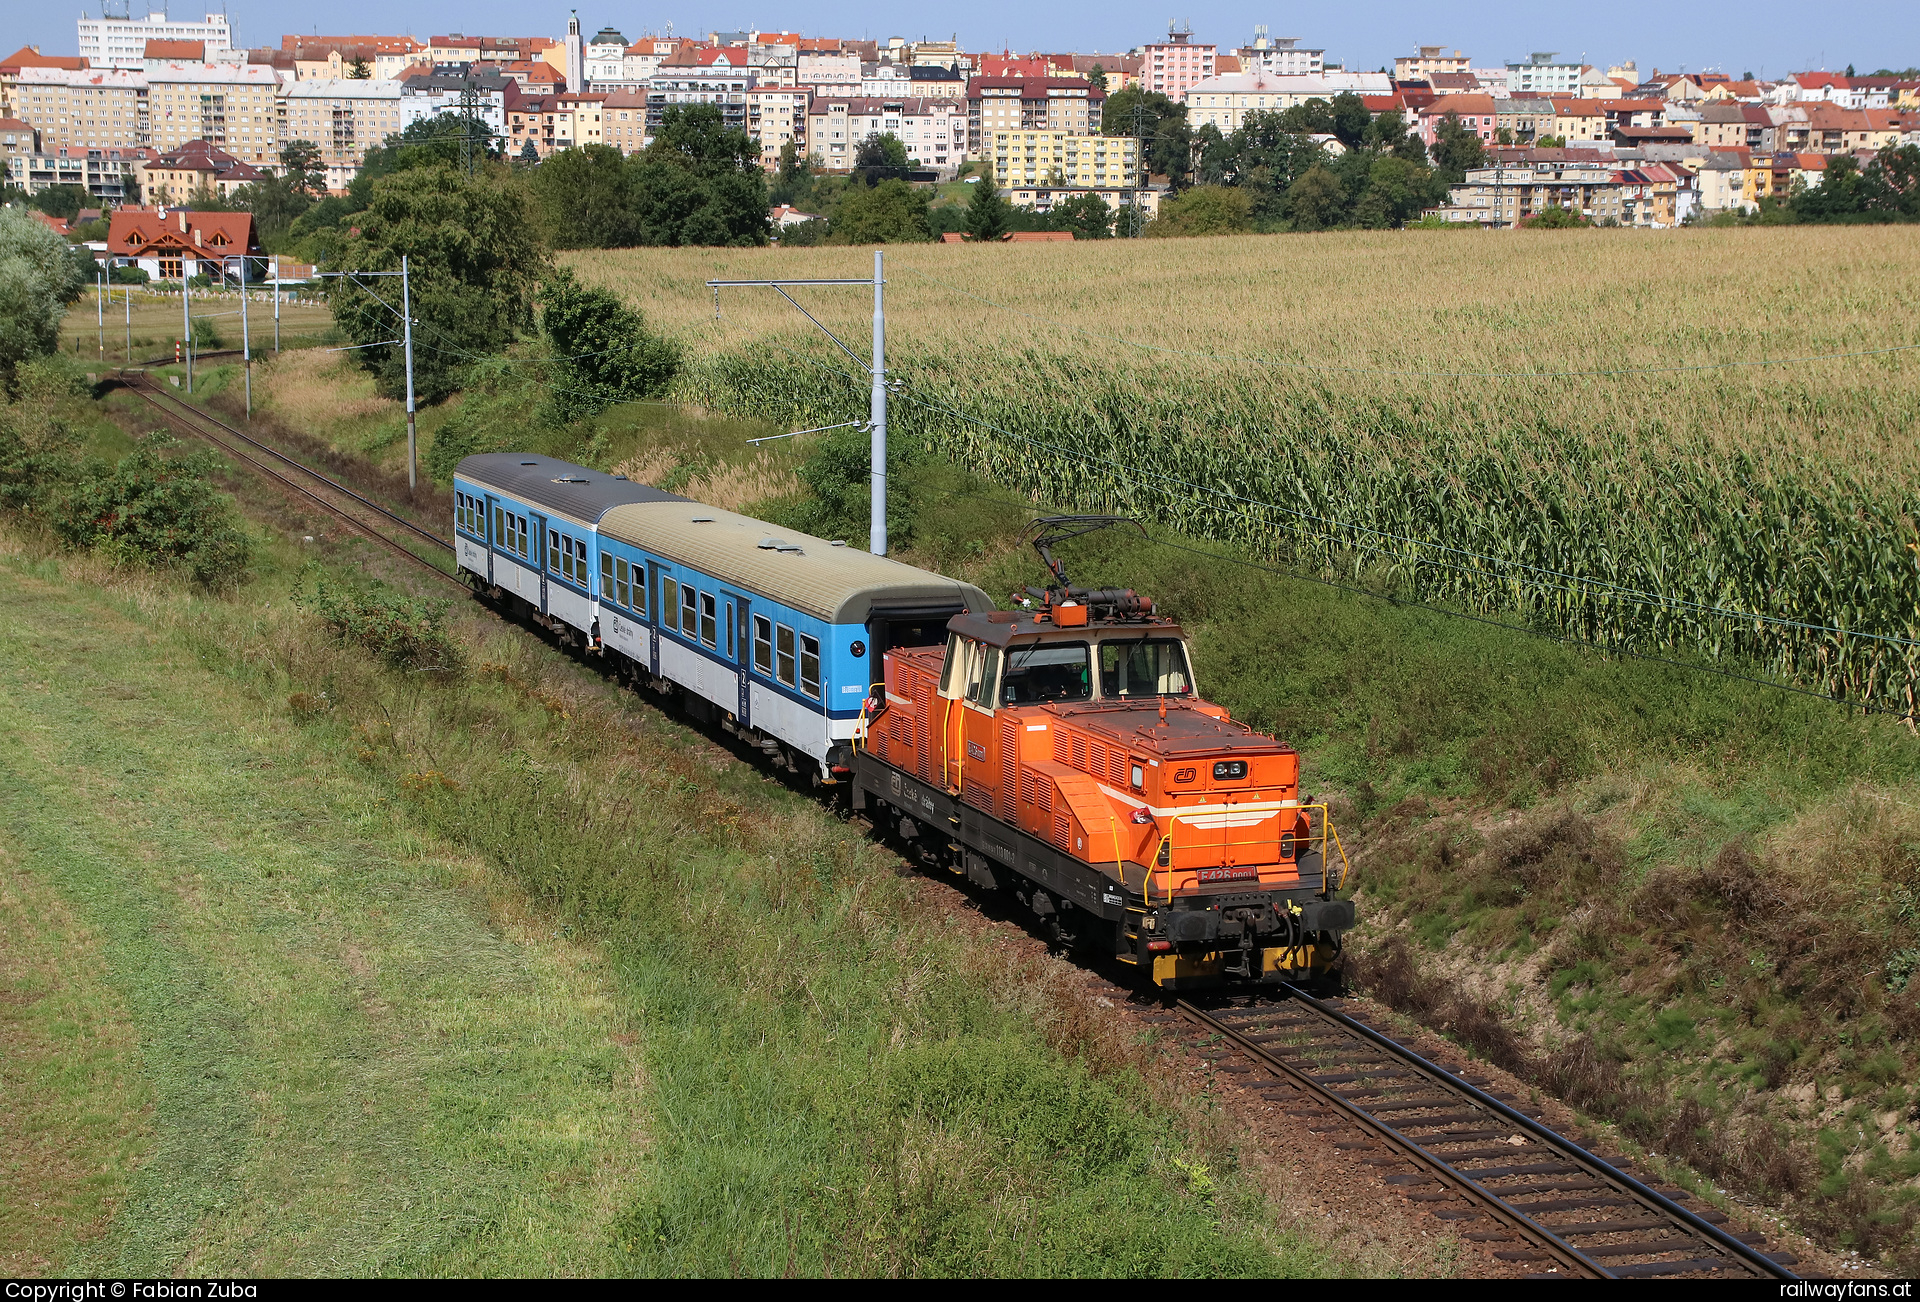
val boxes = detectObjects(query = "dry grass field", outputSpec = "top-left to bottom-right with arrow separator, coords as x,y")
59,289 -> 336,364
569,228 -> 1920,711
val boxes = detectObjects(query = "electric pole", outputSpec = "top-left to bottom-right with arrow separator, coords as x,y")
182,274 -> 193,394
869,249 -> 887,556
235,255 -> 251,419
706,261 -> 893,554
402,254 -> 417,493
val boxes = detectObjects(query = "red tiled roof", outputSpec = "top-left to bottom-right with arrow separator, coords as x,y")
0,45 -> 88,73
108,209 -> 259,258
30,210 -> 70,236
144,39 -> 205,60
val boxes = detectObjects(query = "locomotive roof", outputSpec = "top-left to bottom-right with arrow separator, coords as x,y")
599,500 -> 995,625
455,453 -> 685,526
949,608 -> 1184,648
1051,701 -> 1292,757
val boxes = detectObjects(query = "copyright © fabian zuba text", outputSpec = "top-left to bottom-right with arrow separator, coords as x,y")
1782,1286 -> 1914,1299
6,1286 -> 260,1301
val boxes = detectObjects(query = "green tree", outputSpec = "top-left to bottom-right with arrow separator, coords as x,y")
329,164 -> 550,403
1431,114 -> 1487,182
348,55 -> 372,78
1053,191 -> 1114,238
780,423 -> 914,549
1145,185 -> 1254,237
278,140 -> 325,196
628,105 -> 771,247
1523,204 -> 1587,228
1792,154 -> 1871,220
852,133 -> 911,186
530,143 -> 637,248
1349,155 -> 1433,229
830,178 -> 932,243
965,170 -> 1010,241
29,184 -> 90,221
0,360 -> 84,512
1328,92 -> 1371,150
1088,64 -> 1108,91
0,206 -> 86,391
1102,87 -> 1191,185
538,267 -> 680,425
228,174 -> 314,250
1283,164 -> 1347,230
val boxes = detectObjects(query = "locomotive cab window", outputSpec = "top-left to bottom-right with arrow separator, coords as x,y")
1099,638 -> 1193,698
965,645 -> 1002,708
1001,641 -> 1090,705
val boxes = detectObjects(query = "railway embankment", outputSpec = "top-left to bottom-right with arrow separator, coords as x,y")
2,360 -> 1411,1277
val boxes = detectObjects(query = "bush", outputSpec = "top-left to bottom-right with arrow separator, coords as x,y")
0,359 -> 86,513
51,433 -> 253,586
110,263 -> 150,285
765,423 -> 916,550
294,573 -> 465,674
187,272 -> 214,289
538,267 -> 680,427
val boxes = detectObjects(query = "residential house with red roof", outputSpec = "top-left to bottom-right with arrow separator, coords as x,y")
107,208 -> 262,282
140,139 -> 266,204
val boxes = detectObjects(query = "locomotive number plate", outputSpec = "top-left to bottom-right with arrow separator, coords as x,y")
1197,866 -> 1258,884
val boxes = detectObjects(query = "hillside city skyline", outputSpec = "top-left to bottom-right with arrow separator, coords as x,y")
14,3 -> 1916,83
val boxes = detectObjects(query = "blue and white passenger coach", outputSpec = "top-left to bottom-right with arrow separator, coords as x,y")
453,453 -> 992,780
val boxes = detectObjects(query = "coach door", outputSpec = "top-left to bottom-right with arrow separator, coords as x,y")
729,594 -> 751,727
645,561 -> 662,676
482,494 -> 498,585
528,513 -> 549,613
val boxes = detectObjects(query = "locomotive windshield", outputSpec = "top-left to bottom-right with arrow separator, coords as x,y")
1100,638 -> 1193,698
1002,641 -> 1092,704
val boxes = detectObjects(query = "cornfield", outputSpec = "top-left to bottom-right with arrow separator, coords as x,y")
567,228 -> 1920,713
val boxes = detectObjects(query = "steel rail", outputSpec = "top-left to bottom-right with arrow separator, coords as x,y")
131,377 -> 455,556
1276,983 -> 1799,1279
1179,991 -> 1799,1281
124,375 -> 466,590
1178,998 -> 1607,1278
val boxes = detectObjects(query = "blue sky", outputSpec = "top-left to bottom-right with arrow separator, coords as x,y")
31,3 -> 1919,78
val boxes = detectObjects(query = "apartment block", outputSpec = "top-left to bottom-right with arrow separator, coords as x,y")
147,61 -> 280,164
747,84 -> 808,168
967,76 -> 1103,154
79,9 -> 231,69
806,95 -> 963,171
988,129 -> 1137,189
284,78 -> 404,188
1141,27 -> 1215,102
11,66 -> 150,152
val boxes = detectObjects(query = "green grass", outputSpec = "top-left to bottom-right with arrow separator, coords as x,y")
0,554 -> 652,1276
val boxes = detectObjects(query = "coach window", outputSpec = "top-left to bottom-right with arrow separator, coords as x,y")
682,585 -> 699,639
699,592 -> 717,648
800,634 -> 821,699
634,563 -> 648,617
753,615 -> 773,675
549,532 -> 562,576
662,576 -> 679,630
603,553 -> 616,602
494,505 -> 505,547
574,538 -> 588,584
725,603 -> 735,659
516,515 -> 529,559
775,623 -> 796,687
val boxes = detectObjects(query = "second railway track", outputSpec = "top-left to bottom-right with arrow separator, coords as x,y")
123,371 -> 466,589
1171,989 -> 1802,1279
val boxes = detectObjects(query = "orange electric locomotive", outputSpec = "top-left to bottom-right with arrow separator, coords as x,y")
849,517 -> 1355,992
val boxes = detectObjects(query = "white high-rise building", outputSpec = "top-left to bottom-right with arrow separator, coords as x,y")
79,7 -> 234,70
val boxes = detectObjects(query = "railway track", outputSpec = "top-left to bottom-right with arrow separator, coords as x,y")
1170,989 -> 1801,1279
111,385 -> 1815,1279
123,372 -> 465,590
